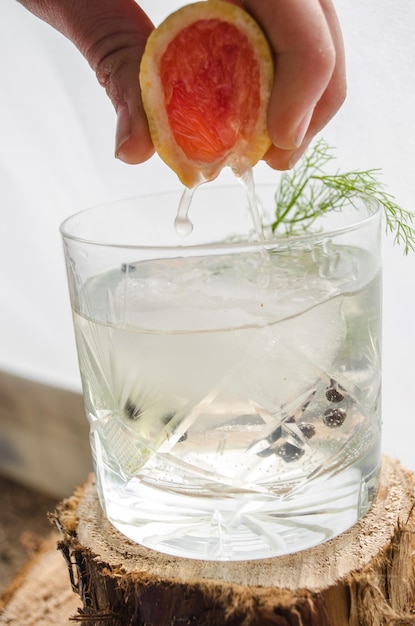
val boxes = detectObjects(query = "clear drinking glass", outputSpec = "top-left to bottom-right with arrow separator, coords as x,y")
60,184 -> 382,561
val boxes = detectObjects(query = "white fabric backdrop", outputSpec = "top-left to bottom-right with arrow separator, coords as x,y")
1,1 -> 414,468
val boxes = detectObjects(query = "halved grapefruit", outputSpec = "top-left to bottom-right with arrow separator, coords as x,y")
139,1 -> 274,188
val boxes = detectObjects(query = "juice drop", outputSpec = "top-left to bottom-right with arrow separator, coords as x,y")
174,186 -> 196,235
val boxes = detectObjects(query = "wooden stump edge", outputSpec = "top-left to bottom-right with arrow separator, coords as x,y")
51,456 -> 415,626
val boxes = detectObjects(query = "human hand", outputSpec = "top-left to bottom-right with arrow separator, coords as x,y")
18,0 -> 346,170
240,0 -> 346,169
18,0 -> 156,165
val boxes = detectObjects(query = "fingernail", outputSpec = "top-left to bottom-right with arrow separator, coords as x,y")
288,138 -> 312,169
115,103 -> 131,159
293,108 -> 314,148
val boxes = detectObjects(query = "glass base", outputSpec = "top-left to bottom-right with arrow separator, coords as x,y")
97,463 -> 380,561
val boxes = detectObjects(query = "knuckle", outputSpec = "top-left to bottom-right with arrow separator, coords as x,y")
94,47 -> 140,108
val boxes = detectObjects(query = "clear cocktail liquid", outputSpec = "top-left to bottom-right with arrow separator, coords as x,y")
71,198 -> 382,560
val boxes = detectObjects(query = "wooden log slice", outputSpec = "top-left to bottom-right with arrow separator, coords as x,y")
53,456 -> 415,626
0,532 -> 81,625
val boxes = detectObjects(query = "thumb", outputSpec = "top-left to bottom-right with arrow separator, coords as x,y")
19,0 -> 155,164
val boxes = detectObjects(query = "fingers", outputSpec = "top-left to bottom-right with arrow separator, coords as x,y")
20,0 -> 345,170
243,0 -> 346,170
18,0 -> 155,164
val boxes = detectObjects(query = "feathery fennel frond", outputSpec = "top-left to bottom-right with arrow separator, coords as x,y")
272,139 -> 415,254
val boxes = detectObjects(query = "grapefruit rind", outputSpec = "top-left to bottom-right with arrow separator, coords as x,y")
139,1 -> 274,188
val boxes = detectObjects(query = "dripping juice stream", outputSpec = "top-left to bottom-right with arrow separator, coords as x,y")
174,169 -> 268,242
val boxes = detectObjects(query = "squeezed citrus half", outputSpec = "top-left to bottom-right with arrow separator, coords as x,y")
139,1 -> 274,188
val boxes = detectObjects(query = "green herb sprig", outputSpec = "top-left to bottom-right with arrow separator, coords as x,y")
272,138 -> 415,255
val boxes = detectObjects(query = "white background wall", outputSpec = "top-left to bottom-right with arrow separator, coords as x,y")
1,1 -> 414,468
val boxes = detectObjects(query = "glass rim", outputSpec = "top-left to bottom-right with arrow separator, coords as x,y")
59,186 -> 382,252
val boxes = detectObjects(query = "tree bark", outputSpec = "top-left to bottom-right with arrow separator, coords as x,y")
46,456 -> 415,626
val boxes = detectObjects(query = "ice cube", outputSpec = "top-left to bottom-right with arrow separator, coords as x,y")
111,251 -> 341,332
232,295 -> 347,410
